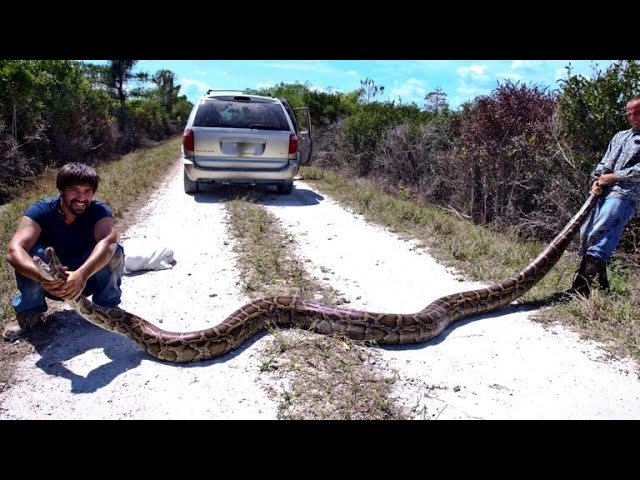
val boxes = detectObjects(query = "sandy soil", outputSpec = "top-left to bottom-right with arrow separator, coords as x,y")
1,160 -> 639,419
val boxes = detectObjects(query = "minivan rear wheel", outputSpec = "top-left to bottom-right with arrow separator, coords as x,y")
277,182 -> 293,195
184,170 -> 199,194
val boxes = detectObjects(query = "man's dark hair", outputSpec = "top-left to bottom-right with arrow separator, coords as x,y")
56,163 -> 100,192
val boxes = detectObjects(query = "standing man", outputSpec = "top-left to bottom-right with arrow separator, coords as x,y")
570,95 -> 640,296
3,163 -> 124,340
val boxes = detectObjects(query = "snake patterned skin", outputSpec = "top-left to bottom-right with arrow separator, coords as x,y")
34,194 -> 598,363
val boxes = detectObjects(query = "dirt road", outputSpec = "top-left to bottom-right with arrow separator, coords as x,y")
1,160 -> 639,419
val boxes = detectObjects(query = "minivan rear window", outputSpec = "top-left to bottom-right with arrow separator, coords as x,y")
193,99 -> 290,131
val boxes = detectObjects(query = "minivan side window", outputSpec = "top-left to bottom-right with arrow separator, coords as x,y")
280,98 -> 300,133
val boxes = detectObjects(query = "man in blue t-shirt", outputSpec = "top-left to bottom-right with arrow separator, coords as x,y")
3,163 -> 124,341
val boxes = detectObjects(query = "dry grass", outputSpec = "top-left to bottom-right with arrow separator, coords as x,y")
224,196 -> 409,419
537,270 -> 640,361
226,196 -> 321,299
260,330 -> 406,420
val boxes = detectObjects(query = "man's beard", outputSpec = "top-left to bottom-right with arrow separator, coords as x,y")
64,198 -> 89,216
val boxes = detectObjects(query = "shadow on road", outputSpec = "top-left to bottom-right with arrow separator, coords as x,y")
379,300 -> 548,353
30,310 -> 144,393
27,308 -> 276,389
190,183 -> 324,207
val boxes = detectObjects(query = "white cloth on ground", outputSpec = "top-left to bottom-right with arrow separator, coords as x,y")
123,239 -> 175,273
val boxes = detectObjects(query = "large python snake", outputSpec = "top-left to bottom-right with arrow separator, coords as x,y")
34,194 -> 597,363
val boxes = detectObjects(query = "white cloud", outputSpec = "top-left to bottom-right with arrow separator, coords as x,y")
457,64 -> 489,80
390,78 -> 427,105
179,78 -> 209,96
307,83 -> 334,93
346,70 -> 358,77
554,66 -> 571,81
453,65 -> 492,108
255,82 -> 274,90
511,60 -> 544,69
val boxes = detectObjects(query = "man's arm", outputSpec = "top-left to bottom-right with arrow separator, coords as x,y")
590,132 -> 625,195
591,133 -> 620,178
5,216 -> 66,293
62,216 -> 118,300
612,159 -> 640,183
6,216 -> 45,281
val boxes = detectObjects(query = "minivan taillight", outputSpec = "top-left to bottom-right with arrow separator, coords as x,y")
288,133 -> 298,154
183,128 -> 194,153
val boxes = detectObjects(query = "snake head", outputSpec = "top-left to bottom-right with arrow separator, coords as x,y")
34,247 -> 68,281
33,255 -> 55,281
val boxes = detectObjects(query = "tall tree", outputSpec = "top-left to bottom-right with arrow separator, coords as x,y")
359,78 -> 384,103
102,60 -> 149,144
424,88 -> 449,114
0,60 -> 37,143
152,69 -> 181,112
108,60 -> 138,138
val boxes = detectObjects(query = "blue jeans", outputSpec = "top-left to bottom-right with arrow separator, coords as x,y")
11,244 -> 125,316
580,196 -> 636,263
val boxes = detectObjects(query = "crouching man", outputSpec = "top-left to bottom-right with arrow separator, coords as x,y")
3,162 -> 124,341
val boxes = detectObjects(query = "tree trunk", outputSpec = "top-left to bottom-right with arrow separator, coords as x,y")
12,99 -> 17,143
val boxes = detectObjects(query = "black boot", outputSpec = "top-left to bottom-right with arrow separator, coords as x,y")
568,255 -> 605,298
597,262 -> 610,293
567,256 -> 590,296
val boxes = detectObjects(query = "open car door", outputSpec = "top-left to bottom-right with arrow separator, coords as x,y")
294,106 -> 312,165
280,98 -> 313,165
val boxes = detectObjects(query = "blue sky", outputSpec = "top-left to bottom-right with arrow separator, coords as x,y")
93,60 -> 617,111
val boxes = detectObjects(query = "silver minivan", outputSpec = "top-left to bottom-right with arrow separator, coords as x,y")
182,91 -> 312,194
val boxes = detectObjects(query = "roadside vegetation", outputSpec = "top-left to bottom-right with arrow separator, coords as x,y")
0,60 -> 192,203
